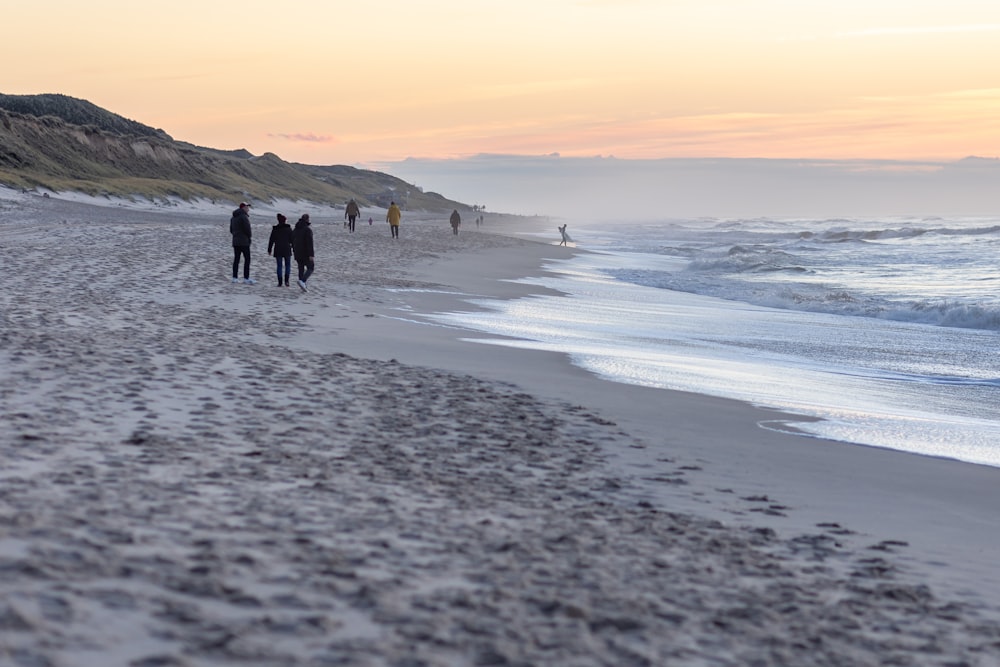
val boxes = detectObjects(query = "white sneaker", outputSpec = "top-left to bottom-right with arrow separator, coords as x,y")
231,277 -> 240,283
297,279 -> 307,292
243,278 -> 256,285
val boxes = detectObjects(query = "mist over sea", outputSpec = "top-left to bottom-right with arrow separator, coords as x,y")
380,154 -> 1000,220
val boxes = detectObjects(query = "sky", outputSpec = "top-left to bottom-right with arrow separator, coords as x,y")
6,0 -> 1000,168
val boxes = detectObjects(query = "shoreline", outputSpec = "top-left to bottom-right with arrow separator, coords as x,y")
310,231 -> 1000,606
3,194 -> 1000,665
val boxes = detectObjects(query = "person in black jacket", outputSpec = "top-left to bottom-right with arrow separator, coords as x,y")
292,214 -> 315,292
267,213 -> 294,286
229,202 -> 255,284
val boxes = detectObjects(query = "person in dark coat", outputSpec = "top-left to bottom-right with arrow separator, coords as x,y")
345,199 -> 361,233
450,209 -> 461,235
229,202 -> 254,284
267,213 -> 294,286
292,214 -> 315,292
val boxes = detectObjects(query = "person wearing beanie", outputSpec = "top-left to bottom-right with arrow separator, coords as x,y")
267,213 -> 294,286
292,214 -> 315,291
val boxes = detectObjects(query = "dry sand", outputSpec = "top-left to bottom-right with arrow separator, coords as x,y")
1,192 -> 1000,666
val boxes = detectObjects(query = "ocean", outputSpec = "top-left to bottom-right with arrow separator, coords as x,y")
430,216 -> 1000,468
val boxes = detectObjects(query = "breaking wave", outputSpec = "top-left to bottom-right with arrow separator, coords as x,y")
606,267 -> 1000,332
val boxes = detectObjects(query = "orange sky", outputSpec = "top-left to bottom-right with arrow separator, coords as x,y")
5,1 -> 1000,165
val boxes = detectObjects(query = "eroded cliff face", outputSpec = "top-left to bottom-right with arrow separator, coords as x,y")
1,109 -> 213,177
68,127 -> 186,166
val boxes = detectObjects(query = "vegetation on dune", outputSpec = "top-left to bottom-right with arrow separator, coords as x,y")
0,93 -> 168,139
0,93 -> 466,212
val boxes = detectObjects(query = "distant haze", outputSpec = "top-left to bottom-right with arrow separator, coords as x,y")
379,155 -> 1000,221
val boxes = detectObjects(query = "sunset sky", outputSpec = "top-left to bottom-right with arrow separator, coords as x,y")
5,0 -> 1000,166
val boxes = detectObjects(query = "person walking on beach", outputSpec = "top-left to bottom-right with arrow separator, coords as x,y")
230,202 -> 255,284
386,201 -> 402,239
345,199 -> 361,233
292,214 -> 315,292
558,223 -> 569,246
267,213 -> 294,286
450,209 -> 461,235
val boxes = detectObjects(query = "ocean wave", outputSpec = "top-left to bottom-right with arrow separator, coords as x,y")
901,300 -> 1000,330
686,246 -> 811,274
671,216 -> 1000,245
747,291 -> 1000,332
798,224 -> 1000,243
606,268 -> 1000,332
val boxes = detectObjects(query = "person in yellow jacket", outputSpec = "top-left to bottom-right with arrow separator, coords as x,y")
386,201 -> 402,239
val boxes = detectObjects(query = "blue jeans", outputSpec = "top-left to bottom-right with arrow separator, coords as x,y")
275,255 -> 291,283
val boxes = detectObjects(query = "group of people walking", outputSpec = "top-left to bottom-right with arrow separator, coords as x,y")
229,202 -> 314,291
230,199 -> 478,289
266,211 -> 314,290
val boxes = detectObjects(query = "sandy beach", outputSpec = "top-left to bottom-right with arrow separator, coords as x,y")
2,191 -> 1000,667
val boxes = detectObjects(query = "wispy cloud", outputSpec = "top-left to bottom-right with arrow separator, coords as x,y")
268,132 -> 337,144
409,85 -> 1000,162
836,24 -> 1000,38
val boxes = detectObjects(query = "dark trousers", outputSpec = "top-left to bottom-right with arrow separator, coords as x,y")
232,246 -> 250,279
390,224 -> 399,238
348,215 -> 357,232
297,260 -> 315,283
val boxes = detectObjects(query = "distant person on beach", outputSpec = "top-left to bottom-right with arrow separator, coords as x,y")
386,201 -> 402,239
267,213 -> 294,287
345,199 -> 361,233
292,214 -> 315,291
368,216 -> 373,226
450,209 -> 461,235
558,223 -> 569,246
230,202 -> 255,284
